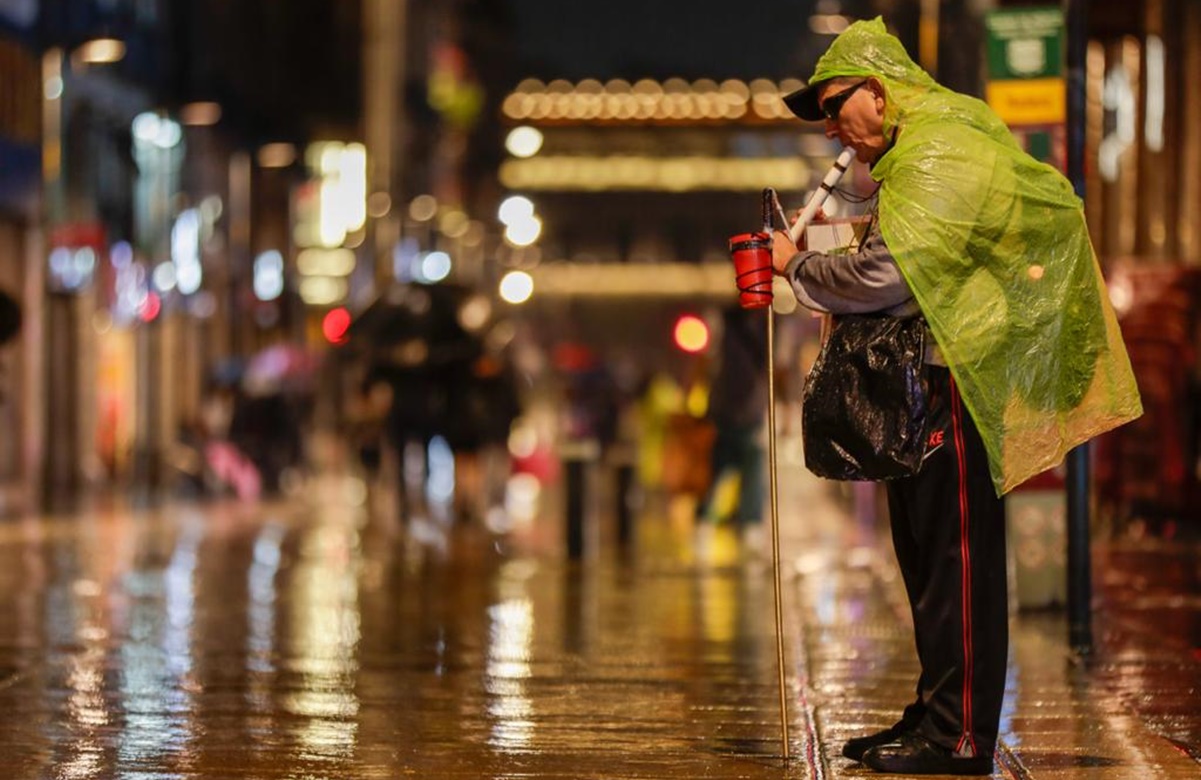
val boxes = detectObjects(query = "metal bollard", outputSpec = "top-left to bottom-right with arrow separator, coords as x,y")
615,460 -> 635,548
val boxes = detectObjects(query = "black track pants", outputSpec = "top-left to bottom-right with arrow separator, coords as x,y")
884,365 -> 1008,758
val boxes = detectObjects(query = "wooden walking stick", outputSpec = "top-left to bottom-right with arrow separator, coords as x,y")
766,300 -> 790,760
728,149 -> 856,759
727,188 -> 790,758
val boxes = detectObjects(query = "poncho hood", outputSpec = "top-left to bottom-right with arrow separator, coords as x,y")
808,18 -> 1142,494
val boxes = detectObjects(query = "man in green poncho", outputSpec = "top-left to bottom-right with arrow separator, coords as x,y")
770,17 -> 1141,777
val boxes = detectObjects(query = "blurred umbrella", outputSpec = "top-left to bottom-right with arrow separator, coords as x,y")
348,283 -> 506,449
346,282 -> 482,367
243,343 -> 319,396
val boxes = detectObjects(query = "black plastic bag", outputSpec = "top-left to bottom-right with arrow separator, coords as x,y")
802,314 -> 928,481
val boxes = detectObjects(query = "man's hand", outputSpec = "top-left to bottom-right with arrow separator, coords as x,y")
772,205 -> 829,273
771,230 -> 802,274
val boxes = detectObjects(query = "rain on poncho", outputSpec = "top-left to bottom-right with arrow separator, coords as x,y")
807,18 -> 1141,495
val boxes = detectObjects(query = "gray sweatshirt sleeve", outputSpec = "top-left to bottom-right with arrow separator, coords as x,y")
782,219 -> 918,316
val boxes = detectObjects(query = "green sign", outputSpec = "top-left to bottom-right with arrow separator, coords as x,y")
985,7 -> 1064,80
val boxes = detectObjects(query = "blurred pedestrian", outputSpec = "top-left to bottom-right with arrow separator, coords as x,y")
444,351 -> 522,527
656,355 -> 715,505
771,18 -> 1141,776
555,342 -> 619,449
634,370 -> 683,491
696,306 -> 768,554
194,376 -> 261,501
346,374 -> 392,489
228,386 -> 299,496
375,360 -> 440,524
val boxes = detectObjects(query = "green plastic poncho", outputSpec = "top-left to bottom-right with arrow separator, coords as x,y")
808,18 -> 1142,495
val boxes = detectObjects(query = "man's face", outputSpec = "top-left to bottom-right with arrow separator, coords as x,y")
817,78 -> 889,164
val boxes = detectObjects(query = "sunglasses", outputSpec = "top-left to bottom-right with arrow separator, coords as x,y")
820,80 -> 869,121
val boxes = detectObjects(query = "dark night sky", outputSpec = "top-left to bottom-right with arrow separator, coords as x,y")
506,0 -> 836,81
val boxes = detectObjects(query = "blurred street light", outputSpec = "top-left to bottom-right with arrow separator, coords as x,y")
503,216 -> 541,247
257,142 -> 297,169
408,194 -> 438,222
253,250 -> 285,301
498,195 -> 534,225
499,194 -> 542,248
132,112 -> 182,149
499,270 -> 534,304
419,251 -> 452,283
180,101 -> 222,126
70,37 -> 125,67
505,126 -> 543,157
367,191 -> 392,218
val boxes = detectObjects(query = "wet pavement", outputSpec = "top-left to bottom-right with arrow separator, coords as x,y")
0,444 -> 1198,779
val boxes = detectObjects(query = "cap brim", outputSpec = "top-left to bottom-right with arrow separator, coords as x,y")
782,82 -> 825,121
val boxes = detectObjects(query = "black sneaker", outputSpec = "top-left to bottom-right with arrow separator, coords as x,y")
862,733 -> 993,776
841,723 -> 909,762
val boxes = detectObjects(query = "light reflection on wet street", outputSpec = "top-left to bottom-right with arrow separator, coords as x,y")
1091,540 -> 1201,763
0,470 -> 1199,779
0,491 -> 804,778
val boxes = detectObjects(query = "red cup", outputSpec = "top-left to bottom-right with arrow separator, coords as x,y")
728,231 -> 774,309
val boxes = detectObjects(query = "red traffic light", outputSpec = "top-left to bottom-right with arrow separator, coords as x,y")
323,307 -> 352,345
673,314 -> 709,353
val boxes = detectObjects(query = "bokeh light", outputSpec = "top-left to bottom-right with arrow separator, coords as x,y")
499,270 -> 534,304
498,195 -> 535,226
505,126 -> 544,158
504,216 -> 542,247
673,314 -> 709,353
322,307 -> 352,345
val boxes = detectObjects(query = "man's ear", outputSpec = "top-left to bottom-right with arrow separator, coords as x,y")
867,77 -> 886,110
